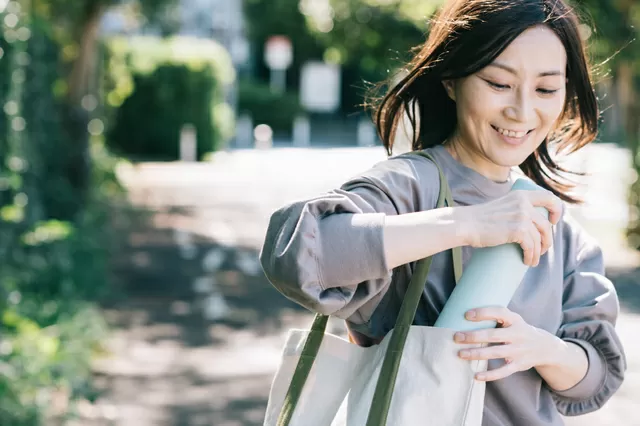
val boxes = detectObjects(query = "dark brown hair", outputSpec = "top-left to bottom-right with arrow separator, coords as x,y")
369,0 -> 597,203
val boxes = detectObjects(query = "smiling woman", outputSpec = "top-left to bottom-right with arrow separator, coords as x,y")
373,0 -> 598,203
441,25 -> 568,181
260,1 -> 626,425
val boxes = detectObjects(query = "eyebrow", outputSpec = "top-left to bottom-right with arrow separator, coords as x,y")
487,62 -> 565,77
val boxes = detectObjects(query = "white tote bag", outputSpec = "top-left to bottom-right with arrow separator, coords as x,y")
263,152 -> 488,426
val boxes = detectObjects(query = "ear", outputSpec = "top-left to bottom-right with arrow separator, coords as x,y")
442,79 -> 456,101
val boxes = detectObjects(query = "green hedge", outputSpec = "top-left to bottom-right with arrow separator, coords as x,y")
237,79 -> 302,133
103,36 -> 235,160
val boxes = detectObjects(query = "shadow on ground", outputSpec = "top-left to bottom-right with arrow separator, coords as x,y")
85,205 -> 308,426
106,203 -> 307,336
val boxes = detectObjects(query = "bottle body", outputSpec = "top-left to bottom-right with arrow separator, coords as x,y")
433,178 -> 549,331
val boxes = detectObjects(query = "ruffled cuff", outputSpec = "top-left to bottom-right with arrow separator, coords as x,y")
551,332 -> 626,416
552,338 -> 606,400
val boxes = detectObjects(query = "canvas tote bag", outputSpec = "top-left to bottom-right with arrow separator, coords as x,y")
263,151 -> 488,426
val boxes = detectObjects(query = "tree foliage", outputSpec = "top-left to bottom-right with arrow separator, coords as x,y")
244,0 -> 434,112
0,1 -> 175,423
244,0 -> 640,118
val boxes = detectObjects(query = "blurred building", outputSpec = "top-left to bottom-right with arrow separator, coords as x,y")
184,0 -> 250,70
102,0 -> 249,68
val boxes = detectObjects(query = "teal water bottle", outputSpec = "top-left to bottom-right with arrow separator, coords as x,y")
433,178 -> 550,331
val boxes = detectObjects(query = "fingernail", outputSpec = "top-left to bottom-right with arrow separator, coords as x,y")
454,332 -> 466,342
476,374 -> 486,381
466,310 -> 476,319
459,350 -> 470,358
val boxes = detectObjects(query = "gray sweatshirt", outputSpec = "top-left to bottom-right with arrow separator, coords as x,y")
260,144 -> 626,425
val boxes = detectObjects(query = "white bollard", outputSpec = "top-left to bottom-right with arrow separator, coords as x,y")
293,115 -> 311,147
179,124 -> 197,161
235,114 -> 254,149
357,118 -> 376,147
254,124 -> 273,149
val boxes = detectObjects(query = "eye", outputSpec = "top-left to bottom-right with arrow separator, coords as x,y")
485,80 -> 510,90
537,88 -> 559,95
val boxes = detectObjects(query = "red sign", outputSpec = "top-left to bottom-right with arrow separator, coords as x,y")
264,35 -> 293,70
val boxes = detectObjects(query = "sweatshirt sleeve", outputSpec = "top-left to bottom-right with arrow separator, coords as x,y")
551,216 -> 627,415
259,154 -> 440,324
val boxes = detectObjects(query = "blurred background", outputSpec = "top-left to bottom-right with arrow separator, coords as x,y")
1,0 -> 640,425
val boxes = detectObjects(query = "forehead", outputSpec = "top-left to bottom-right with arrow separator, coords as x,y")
491,25 -> 567,75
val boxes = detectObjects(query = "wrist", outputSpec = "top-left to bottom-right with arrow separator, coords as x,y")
538,331 -> 572,368
535,333 -> 590,392
452,205 -> 476,247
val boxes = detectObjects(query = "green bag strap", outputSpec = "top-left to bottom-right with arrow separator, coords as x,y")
412,151 -> 462,283
276,150 -> 461,426
276,313 -> 328,426
365,151 -> 460,426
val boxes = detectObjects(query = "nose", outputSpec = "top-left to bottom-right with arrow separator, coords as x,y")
504,88 -> 535,124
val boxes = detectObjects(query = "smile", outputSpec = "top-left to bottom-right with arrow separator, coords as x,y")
491,125 -> 534,138
491,125 -> 534,146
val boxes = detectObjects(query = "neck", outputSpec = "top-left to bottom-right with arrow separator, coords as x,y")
444,136 -> 511,183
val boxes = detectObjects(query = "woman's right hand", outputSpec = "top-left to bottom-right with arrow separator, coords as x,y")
459,190 -> 564,266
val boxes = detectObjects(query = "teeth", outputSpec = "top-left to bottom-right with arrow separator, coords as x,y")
496,127 -> 526,138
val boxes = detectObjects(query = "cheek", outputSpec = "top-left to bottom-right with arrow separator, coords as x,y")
457,88 -> 499,128
540,97 -> 566,128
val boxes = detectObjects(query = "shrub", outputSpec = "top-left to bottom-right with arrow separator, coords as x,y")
103,36 -> 236,160
237,79 -> 302,134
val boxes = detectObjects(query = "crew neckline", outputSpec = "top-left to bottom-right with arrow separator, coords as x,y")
428,144 -> 517,199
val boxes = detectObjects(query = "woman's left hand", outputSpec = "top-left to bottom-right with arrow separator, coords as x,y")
454,307 -> 558,382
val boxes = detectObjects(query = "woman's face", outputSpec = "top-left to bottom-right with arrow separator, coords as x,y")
444,25 -> 567,181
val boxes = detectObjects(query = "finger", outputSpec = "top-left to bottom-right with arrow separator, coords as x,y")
530,209 -> 553,255
459,344 -> 512,361
467,307 -> 521,327
514,227 -> 534,267
476,362 -> 518,382
527,191 -> 563,225
454,328 -> 509,344
522,232 -> 535,267
529,222 -> 541,267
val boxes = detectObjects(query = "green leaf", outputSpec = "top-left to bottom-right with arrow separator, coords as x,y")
21,220 -> 73,246
0,205 -> 24,223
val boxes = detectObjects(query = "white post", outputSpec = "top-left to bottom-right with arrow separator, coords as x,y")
293,115 -> 311,147
270,69 -> 287,94
357,118 -> 376,147
180,124 -> 197,161
235,114 -> 254,149
265,36 -> 293,95
254,124 -> 273,149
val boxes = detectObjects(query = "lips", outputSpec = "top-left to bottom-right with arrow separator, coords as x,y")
491,125 -> 533,138
491,124 -> 534,145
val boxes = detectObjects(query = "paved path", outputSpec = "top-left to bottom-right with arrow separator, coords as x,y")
83,144 -> 639,425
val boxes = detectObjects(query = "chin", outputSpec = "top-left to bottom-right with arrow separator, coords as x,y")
490,150 -> 532,168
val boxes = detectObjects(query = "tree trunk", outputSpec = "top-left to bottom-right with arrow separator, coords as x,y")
615,61 -> 640,164
63,2 -> 106,219
67,2 -> 105,105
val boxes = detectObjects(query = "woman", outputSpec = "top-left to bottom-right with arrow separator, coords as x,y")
260,0 -> 626,424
